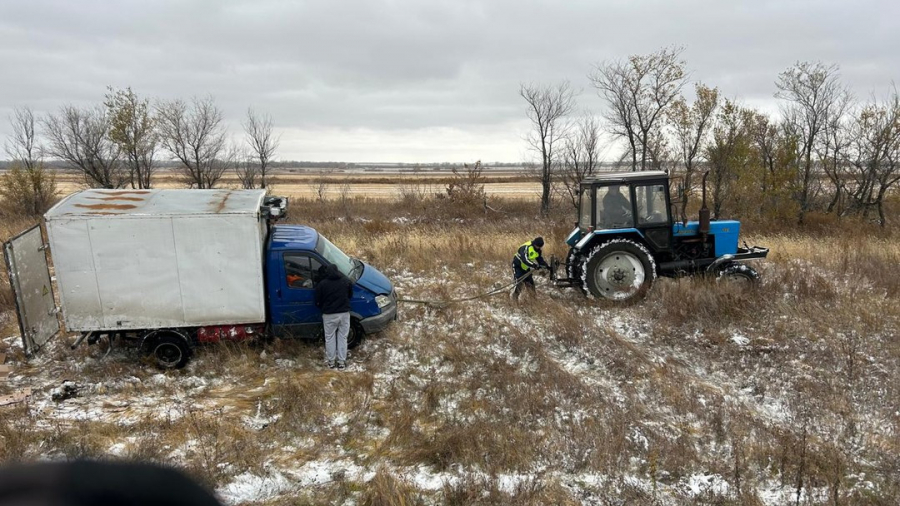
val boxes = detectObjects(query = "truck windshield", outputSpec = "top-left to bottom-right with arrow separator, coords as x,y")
315,235 -> 362,282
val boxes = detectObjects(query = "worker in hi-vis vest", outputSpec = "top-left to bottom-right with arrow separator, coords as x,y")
511,237 -> 550,299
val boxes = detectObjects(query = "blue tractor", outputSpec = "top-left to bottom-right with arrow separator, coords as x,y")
553,170 -> 769,301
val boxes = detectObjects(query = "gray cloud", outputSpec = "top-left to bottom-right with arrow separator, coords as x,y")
1,0 -> 897,161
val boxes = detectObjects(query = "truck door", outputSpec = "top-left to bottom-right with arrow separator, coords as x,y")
3,225 -> 61,355
269,251 -> 326,338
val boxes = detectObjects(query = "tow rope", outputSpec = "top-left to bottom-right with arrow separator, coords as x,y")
396,270 -> 538,308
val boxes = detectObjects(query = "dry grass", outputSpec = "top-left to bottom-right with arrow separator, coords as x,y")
0,194 -> 898,504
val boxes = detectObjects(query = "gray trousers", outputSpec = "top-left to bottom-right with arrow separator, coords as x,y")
323,312 -> 350,364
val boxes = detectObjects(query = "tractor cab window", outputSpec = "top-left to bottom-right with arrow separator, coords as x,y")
284,253 -> 325,289
635,184 -> 669,226
595,185 -> 633,229
578,187 -> 592,229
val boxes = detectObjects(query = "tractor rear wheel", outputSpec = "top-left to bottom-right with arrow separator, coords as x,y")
566,248 -> 586,294
583,239 -> 656,302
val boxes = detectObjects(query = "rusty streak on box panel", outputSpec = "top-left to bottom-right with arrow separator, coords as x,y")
213,191 -> 232,213
73,203 -> 138,210
86,196 -> 144,202
94,191 -> 151,196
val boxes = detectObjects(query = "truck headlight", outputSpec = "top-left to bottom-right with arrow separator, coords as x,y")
375,294 -> 392,309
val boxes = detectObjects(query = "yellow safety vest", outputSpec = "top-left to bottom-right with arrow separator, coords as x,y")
516,241 -> 541,271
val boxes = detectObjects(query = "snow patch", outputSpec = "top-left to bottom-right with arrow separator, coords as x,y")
730,332 -> 750,346
218,471 -> 294,505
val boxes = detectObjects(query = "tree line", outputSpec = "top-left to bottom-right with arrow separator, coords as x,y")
2,89 -> 280,215
521,47 -> 900,226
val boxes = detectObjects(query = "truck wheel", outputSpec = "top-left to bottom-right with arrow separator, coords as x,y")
347,321 -> 363,349
147,333 -> 191,369
717,263 -> 760,284
583,239 -> 656,302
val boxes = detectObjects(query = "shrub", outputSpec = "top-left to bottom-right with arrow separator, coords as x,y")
0,162 -> 57,217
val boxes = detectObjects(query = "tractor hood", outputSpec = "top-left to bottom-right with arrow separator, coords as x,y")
355,262 -> 393,295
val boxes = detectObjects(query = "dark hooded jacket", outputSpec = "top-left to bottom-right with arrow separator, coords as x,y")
314,264 -> 353,314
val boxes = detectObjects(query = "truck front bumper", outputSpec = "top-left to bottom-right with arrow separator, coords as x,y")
359,301 -> 398,334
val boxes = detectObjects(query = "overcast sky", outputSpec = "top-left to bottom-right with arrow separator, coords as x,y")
0,0 -> 897,163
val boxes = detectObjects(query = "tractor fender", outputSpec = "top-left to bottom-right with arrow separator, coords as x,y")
707,254 -> 735,274
574,229 -> 646,253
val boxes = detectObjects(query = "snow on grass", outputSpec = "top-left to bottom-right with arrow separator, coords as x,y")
218,471 -> 294,505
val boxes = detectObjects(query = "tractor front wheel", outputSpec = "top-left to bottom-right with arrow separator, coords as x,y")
717,262 -> 760,284
583,239 -> 656,302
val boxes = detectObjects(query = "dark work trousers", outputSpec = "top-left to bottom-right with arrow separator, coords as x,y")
512,260 -> 535,298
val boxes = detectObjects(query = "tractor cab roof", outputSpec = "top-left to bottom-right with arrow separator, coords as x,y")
581,170 -> 668,187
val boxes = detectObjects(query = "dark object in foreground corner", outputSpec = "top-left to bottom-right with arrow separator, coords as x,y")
0,460 -> 222,506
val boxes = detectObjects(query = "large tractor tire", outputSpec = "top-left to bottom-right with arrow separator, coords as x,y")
566,248 -> 586,293
583,239 -> 656,302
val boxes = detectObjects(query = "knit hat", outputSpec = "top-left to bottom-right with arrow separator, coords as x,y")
533,237 -> 545,248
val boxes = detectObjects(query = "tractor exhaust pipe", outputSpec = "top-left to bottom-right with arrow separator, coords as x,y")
699,171 -> 710,243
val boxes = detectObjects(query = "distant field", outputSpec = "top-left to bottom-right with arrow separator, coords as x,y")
53,169 -> 544,200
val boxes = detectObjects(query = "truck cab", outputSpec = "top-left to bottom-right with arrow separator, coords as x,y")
266,225 -> 397,346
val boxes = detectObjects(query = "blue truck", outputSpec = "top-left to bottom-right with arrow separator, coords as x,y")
3,189 -> 397,368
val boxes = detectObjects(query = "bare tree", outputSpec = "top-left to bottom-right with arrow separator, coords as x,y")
2,106 -> 56,215
43,105 -> 126,188
520,81 -> 576,214
233,149 -> 259,189
669,83 -> 720,220
309,174 -> 330,202
818,97 -> 853,214
843,88 -> 900,226
591,46 -> 688,171
5,106 -> 40,169
775,61 -> 851,222
156,96 -> 228,189
243,108 -> 279,189
105,87 -> 158,189
559,114 -> 602,208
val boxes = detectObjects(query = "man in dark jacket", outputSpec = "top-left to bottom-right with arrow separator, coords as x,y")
314,264 -> 353,369
512,236 -> 550,299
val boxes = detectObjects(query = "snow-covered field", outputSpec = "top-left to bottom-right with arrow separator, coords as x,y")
1,207 -> 898,505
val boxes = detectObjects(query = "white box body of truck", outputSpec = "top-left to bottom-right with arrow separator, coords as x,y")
44,189 -> 269,332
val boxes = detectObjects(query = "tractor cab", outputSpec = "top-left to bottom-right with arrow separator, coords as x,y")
556,171 -> 768,301
574,171 -> 674,254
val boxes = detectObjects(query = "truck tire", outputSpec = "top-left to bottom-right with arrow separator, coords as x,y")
348,320 -> 363,349
583,239 -> 656,302
146,332 -> 191,369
